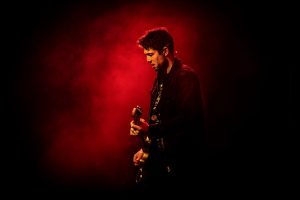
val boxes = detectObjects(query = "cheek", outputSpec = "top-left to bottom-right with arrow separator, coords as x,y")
157,56 -> 164,64
152,57 -> 158,63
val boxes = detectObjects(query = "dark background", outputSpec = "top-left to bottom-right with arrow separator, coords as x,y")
4,0 -> 292,197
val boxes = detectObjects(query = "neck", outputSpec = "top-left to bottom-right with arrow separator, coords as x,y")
166,56 -> 175,74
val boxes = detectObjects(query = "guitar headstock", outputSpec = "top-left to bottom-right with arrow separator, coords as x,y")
132,105 -> 143,124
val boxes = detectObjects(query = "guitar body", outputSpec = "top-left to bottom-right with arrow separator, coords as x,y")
135,151 -> 149,183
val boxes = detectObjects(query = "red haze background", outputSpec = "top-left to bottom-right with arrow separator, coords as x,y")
5,0 -> 289,196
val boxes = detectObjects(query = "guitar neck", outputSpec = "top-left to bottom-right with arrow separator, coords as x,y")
133,116 -> 140,125
132,105 -> 142,125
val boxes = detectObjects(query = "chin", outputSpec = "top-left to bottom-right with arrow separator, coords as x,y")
152,66 -> 159,71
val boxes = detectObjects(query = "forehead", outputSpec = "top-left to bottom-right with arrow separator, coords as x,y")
143,48 -> 157,55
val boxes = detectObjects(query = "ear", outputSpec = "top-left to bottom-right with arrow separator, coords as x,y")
163,47 -> 169,56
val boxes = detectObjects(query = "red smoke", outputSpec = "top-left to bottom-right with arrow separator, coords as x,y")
24,2 -> 239,189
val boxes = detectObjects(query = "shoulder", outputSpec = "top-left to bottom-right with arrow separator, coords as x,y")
177,64 -> 199,81
172,57 -> 199,82
181,64 -> 197,74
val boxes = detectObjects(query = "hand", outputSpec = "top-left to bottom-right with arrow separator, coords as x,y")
129,118 -> 149,136
133,148 -> 144,166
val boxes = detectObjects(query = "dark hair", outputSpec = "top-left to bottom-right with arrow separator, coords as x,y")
137,27 -> 174,55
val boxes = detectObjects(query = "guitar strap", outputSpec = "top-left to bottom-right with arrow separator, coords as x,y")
140,78 -> 163,154
150,78 -> 163,124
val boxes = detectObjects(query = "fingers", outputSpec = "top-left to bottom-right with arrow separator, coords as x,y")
133,156 -> 140,166
130,120 -> 144,136
130,121 -> 139,135
133,149 -> 144,166
130,127 -> 139,136
130,120 -> 142,131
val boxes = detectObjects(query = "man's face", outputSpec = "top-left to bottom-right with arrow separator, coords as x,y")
143,48 -> 166,72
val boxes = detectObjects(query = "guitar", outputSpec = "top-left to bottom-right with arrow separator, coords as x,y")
131,105 -> 150,183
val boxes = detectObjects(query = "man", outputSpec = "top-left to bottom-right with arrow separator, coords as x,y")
130,27 -> 206,193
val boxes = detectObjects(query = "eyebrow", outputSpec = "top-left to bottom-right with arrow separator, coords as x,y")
144,52 -> 154,55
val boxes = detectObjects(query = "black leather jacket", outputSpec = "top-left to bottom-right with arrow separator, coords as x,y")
146,57 -> 205,178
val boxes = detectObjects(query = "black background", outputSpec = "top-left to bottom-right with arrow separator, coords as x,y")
4,0 -> 293,197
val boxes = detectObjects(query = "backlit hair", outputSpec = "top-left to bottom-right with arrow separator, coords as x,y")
137,27 -> 174,55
